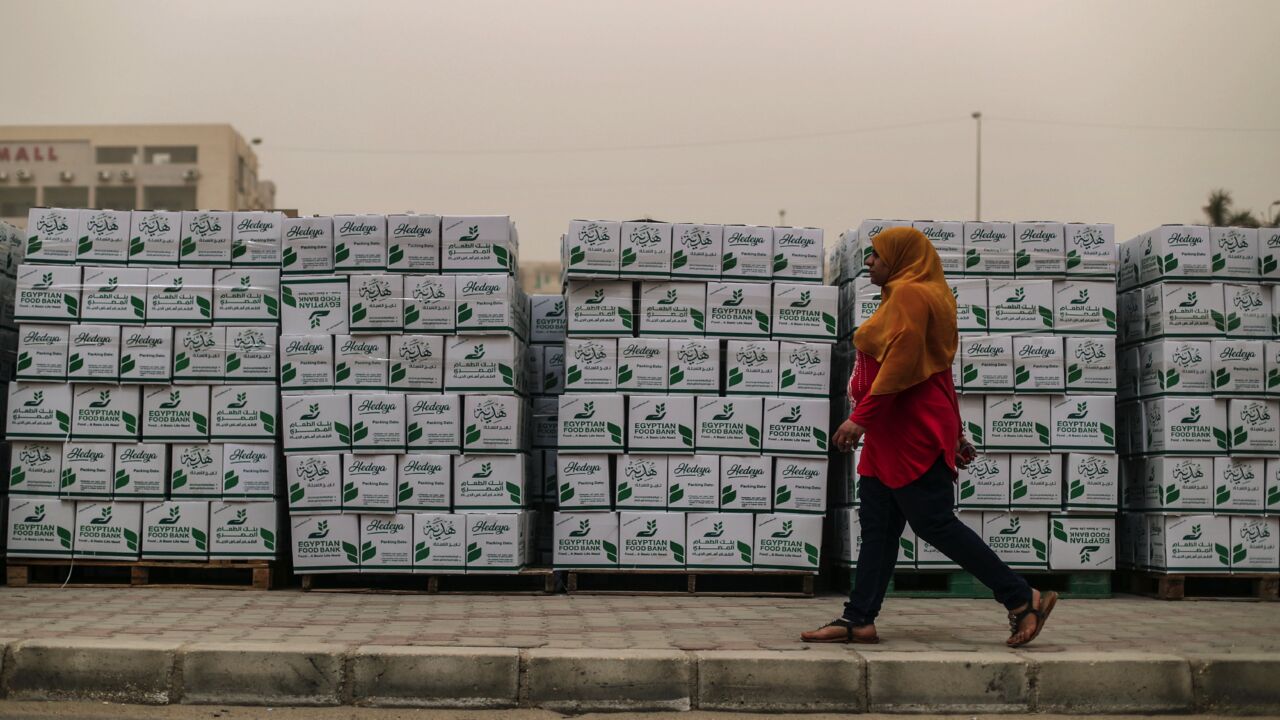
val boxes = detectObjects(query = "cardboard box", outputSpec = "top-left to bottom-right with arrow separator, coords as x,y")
1229,398 -> 1279,455
776,341 -> 831,398
638,281 -> 703,336
441,216 -> 514,274
565,220 -> 621,277
1143,397 -> 1228,454
111,443 -> 167,500
17,325 -> 68,382
1007,453 -> 1062,510
291,513 -> 360,573
557,394 -> 624,453
671,223 -> 723,280
719,455 -> 772,512
1064,336 -> 1116,393
951,279 -> 988,332
853,277 -> 885,328
957,452 -> 1010,509
169,443 -> 223,499
618,511 -> 685,568
232,211 -> 283,267
401,274 -> 454,333
79,266 -> 148,324
333,214 -> 387,273
958,394 -> 985,449
279,335 -> 333,392
444,335 -> 522,393
388,335 -> 443,391
667,455 -> 720,510
771,226 -> 824,282
616,338 -> 668,393
1146,456 -> 1213,511
1064,223 -> 1116,277
1119,289 -> 1144,343
171,326 -> 224,384
988,279 -> 1054,331
9,442 -> 62,497
282,393 -> 350,454
685,512 -> 752,569
343,454 -> 397,513
1213,456 -> 1266,513
771,283 -> 837,343
762,397 -> 828,457
553,511 -> 619,568
1222,283 -> 1271,338
462,394 -> 522,454
120,326 -> 173,384
455,274 -> 520,335
281,275 -> 349,335
1212,339 -> 1266,395
219,443 -> 275,500
1229,516 -> 1279,572
985,395 -> 1051,452
453,454 -> 526,511
705,282 -> 770,339
335,335 -> 389,391
720,225 -> 772,282
667,338 -> 720,394
395,454 -> 451,512
68,326 -> 121,383
142,385 -> 208,442
348,392 -> 407,454
281,216 -> 334,274
725,340 -> 778,396
555,454 -> 611,510
981,512 -> 1048,569
141,501 -> 209,560
224,326 -> 276,384
753,513 -> 821,572
465,512 -> 527,572
1210,226 -> 1258,280
529,294 -> 566,344
179,211 -> 233,267
961,335 -> 1013,392
7,382 -> 72,441
412,513 -> 466,573
619,221 -> 672,279
73,502 -> 141,559
1053,280 -> 1116,334
286,454 -> 343,514
1012,335 -> 1063,393
1014,222 -> 1066,277
1149,514 -> 1230,572
1051,395 -> 1115,452
357,513 -> 414,572
25,208 -> 78,264
540,345 -> 566,395
615,454 -> 669,510
59,442 -> 114,500
1138,225 -> 1212,283
696,396 -> 762,454
386,214 -> 441,272
772,457 -> 827,514
963,222 -> 1015,276
1140,340 -> 1212,396
1268,458 -> 1280,513
564,338 -> 617,393
127,210 -> 182,266
146,268 -> 212,325
1048,515 -> 1115,570
1064,451 -> 1118,511
1268,341 -> 1280,396
566,279 -> 632,336
1258,228 -> 1280,280
16,264 -> 81,323
627,396 -> 694,453
1143,282 -> 1224,338
213,269 -> 280,325
406,393 -> 461,453
6,498 -> 76,558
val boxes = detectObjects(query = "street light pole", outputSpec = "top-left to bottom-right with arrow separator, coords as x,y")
972,112 -> 983,221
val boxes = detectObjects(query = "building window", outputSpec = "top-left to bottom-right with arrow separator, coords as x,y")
44,186 -> 89,208
145,146 -> 198,164
143,186 -> 197,211
0,187 -> 37,217
96,146 -> 138,164
96,186 -> 138,211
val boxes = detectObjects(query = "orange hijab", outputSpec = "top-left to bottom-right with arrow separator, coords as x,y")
853,226 -> 958,395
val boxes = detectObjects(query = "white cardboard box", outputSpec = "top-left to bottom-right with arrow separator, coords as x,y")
553,511 -> 619,568
232,211 -> 284,267
406,393 -> 461,454
441,216 -> 515,275
465,512 -> 527,573
963,222 -> 1015,276
17,325 -> 69,382
619,221 -> 672,279
453,455 -> 526,511
389,335 -> 443,391
359,513 -> 414,573
777,341 -> 831,398
667,455 -> 720,510
1012,335 -> 1063,393
444,335 -> 522,393
71,383 -> 138,443
171,327 -> 224,384
771,226 -> 824,282
1051,395 -> 1115,452
914,220 -> 965,276
286,454 -> 343,514
696,396 -> 762,454
1228,398 -> 1280,455
1048,515 -> 1115,571
9,442 -> 63,497
638,281 -> 703,336
1010,453 -> 1062,510
1223,283 -> 1271,337
1064,336 -> 1116,393
142,385 -> 208,442
668,338 -> 720,394
343,454 -> 398,513
1230,516 -> 1279,572
128,210 -> 182,266
463,394 -> 523,454
169,443 -> 223,500
349,392 -> 407,454
565,220 -> 621,277
25,208 -> 78,264
617,338 -> 667,393
1053,280 -> 1116,335
291,513 -> 360,573
753,513 -> 821,572
335,335 -> 389,391
726,340 -> 778,396
333,214 -> 387,273
771,283 -> 837,343
119,326 -> 172,385
413,513 -> 467,573
618,511 -> 685,568
279,335 -> 333,392
1211,226 -> 1258,280
1213,456 -> 1266,513
73,501 -> 141,559
16,264 -> 81,323
951,279 -> 988,332
6,497 -> 76,558
1064,452 -> 1119,511
529,294 -> 566,344
1148,514 -> 1230,572
208,386 -> 276,444
721,225 -> 773,282
403,274 -> 455,333
397,454 -> 452,512
1143,282 -> 1223,338
1212,339 -> 1266,395
346,274 -> 403,333
556,454 -> 612,510
719,455 -> 772,512
1138,225 -> 1212,284
959,394 -> 985,449
957,452 -> 1009,509
455,274 -> 520,335
762,397 -> 828,457
224,326 -> 276,384
566,279 -> 632,336
386,214 -> 441,273
213,268 -> 280,325
282,393 -> 350,454
685,512 -> 752,569
281,216 -> 334,274
671,224 -> 723,280
146,268 -> 213,325
7,382 -> 72,441
705,282 -> 770,339
1064,223 -> 1116,277
60,442 -> 114,500
1143,397 -> 1228,454
627,396 -> 694,454
988,279 -> 1054,331
1146,456 -> 1213,511
111,443 -> 167,501
67,325 -> 120,383
1014,222 -> 1066,277
79,266 -> 148,324
141,501 -> 209,560
772,457 -> 827,514
981,512 -> 1048,569
557,394 -> 624,453
614,454 -> 669,510
564,338 -> 617,393
1140,340 -> 1212,396
179,211 -> 233,267
961,335 -> 1013,392
984,395 -> 1051,452
281,275 -> 349,335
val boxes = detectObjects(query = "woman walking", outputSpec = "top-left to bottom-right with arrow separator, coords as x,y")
801,226 -> 1057,647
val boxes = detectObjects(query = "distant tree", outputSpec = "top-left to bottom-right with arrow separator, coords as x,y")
1203,188 -> 1265,227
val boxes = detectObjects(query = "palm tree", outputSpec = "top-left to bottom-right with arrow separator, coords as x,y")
1203,189 -> 1263,228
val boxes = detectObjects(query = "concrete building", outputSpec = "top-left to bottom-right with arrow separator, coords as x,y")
519,260 -> 562,294
0,124 -> 276,224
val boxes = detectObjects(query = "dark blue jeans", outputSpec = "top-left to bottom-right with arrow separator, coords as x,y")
843,455 -> 1033,625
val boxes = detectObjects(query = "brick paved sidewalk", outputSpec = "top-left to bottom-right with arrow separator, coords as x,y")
1,587 -> 1276,655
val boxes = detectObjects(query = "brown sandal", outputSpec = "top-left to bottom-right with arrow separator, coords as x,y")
801,618 -> 880,644
1007,590 -> 1058,647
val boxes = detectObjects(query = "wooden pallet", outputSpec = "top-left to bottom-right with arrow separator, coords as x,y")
300,567 -> 556,594
564,569 -> 815,597
833,567 -> 1112,599
1118,570 -> 1280,601
5,558 -> 274,590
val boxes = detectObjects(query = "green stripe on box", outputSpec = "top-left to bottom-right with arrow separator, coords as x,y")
129,260 -> 180,266
282,277 -> 343,286
17,375 -> 66,382
764,449 -> 826,457
214,319 -> 278,325
364,565 -> 414,571
465,565 -> 526,573
556,445 -> 623,452
770,333 -> 835,342
81,318 -> 143,325
751,564 -> 818,572
773,508 -> 825,515
334,265 -> 388,272
703,332 -> 768,339
9,490 -> 61,497
209,553 -> 275,560
291,505 -> 342,513
15,316 -> 76,323
143,552 -> 208,559
7,433 -> 70,441
407,445 -> 461,453
777,391 -> 826,398
561,504 -> 612,511
562,331 -> 631,337
620,564 -> 685,570
454,505 -> 526,511
696,446 -> 759,454
687,564 -> 750,570
555,563 -> 619,569
352,446 -> 408,454
7,549 -> 74,558
283,445 -> 349,454
75,551 -> 138,559
211,435 -> 277,442
231,262 -> 280,268
144,435 -> 209,442
171,494 -> 223,500
296,566 -> 356,573
396,505 -> 452,512
416,565 -> 466,571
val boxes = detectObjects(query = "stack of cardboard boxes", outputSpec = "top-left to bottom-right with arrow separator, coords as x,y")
0,219 -> 22,556
526,293 -> 566,565
282,214 -> 538,575
828,220 -> 1120,575
1115,225 -> 1280,574
7,208 -> 281,564
551,221 -> 834,573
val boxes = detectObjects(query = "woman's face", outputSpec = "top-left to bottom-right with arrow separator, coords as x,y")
865,250 -> 891,287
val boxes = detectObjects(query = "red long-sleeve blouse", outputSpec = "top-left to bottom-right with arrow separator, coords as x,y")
847,350 -> 961,489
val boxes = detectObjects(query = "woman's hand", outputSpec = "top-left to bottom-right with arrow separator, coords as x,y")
833,420 -> 866,453
955,434 -> 977,468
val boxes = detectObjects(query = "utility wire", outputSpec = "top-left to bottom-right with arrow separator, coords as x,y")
989,116 -> 1280,133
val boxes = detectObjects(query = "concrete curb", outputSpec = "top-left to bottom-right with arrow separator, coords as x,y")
0,640 -> 1275,713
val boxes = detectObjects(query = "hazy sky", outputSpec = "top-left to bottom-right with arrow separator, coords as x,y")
4,0 -> 1279,261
